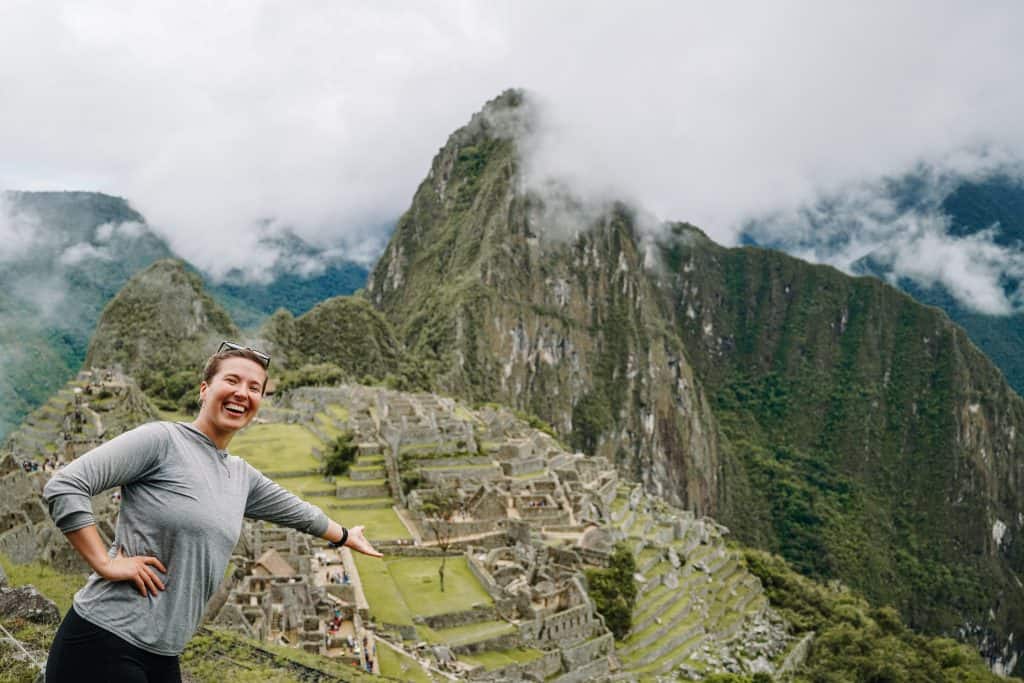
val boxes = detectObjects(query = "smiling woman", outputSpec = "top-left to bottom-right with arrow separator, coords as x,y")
41,341 -> 383,683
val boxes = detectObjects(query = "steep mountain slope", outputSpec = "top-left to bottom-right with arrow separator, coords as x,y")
262,295 -> 407,382
662,228 -> 1023,652
744,173 -> 1024,396
0,191 -> 173,438
368,90 -> 719,515
368,91 -> 1024,671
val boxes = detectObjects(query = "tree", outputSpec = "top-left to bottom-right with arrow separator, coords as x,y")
585,542 -> 637,639
324,432 -> 358,476
420,488 -> 464,593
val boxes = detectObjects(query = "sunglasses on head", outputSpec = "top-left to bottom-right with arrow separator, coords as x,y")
217,341 -> 271,369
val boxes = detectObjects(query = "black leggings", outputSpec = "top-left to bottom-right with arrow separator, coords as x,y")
46,606 -> 181,682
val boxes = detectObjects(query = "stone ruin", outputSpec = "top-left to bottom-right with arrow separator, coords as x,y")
0,378 -> 797,681
3,368 -> 155,467
209,523 -> 377,672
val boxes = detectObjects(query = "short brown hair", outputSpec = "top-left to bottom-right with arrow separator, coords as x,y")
202,349 -> 270,394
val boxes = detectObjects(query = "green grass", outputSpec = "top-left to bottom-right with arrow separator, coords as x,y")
314,412 -> 344,439
419,463 -> 495,472
459,647 -> 545,670
388,557 -> 493,617
338,477 -> 388,487
276,474 -> 337,495
354,555 -> 494,628
421,619 -> 515,647
0,553 -> 86,616
334,506 -> 410,540
377,641 -> 437,682
350,464 -> 386,474
352,553 -> 413,626
328,496 -> 395,508
325,404 -> 350,423
510,470 -> 546,480
399,442 -> 440,454
182,628 -> 377,682
231,423 -> 323,471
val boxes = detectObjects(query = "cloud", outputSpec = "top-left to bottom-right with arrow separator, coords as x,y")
881,227 -> 1024,315
0,195 -> 47,262
1,2 -> 1024,279
741,159 -> 1024,315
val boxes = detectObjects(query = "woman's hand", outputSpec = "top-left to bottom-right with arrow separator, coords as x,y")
99,548 -> 168,597
345,525 -> 383,558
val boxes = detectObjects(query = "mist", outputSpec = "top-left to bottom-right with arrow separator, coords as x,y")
2,2 -> 1024,289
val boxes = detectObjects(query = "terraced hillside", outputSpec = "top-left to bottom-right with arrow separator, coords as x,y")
609,486 -> 791,680
3,368 -> 155,464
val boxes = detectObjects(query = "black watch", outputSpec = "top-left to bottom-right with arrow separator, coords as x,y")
328,527 -> 349,549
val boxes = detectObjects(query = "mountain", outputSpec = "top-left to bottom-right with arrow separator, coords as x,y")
0,192 -> 372,439
84,259 -> 240,411
0,191 -> 174,438
743,172 -> 1024,397
262,295 -> 410,385
205,229 -> 371,329
367,90 -> 1024,672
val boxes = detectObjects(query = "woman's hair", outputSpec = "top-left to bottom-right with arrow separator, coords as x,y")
202,349 -> 270,394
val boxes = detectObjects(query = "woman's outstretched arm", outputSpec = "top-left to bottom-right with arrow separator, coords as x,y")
322,519 -> 382,558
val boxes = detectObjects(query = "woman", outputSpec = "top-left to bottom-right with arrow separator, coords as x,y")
43,342 -> 381,682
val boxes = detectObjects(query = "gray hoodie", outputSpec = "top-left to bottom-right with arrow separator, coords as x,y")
43,421 -> 329,656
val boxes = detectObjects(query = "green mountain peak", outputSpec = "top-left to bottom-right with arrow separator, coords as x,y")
367,91 -> 1024,672
85,259 -> 239,409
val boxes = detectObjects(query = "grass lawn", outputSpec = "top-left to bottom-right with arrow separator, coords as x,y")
353,556 -> 493,627
0,553 -> 86,616
333,506 -> 411,540
276,474 -> 337,496
511,470 -> 546,480
460,648 -> 545,671
314,412 -> 344,439
231,423 -> 323,471
352,554 -> 413,626
327,497 -> 394,508
325,404 -> 350,424
388,557 -> 492,617
421,620 -> 515,647
419,463 -> 496,472
338,477 -> 388,488
376,641 -> 437,682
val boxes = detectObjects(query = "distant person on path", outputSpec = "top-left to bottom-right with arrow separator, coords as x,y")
42,341 -> 383,682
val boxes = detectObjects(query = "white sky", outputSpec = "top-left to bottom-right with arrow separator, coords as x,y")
2,1 -> 1024,287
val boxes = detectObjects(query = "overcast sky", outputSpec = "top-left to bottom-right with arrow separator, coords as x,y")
3,1 -> 1024,296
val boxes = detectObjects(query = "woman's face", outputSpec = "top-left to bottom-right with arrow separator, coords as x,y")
197,356 -> 267,437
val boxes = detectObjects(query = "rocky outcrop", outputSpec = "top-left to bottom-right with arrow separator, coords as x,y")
0,585 -> 60,624
368,91 -> 718,515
